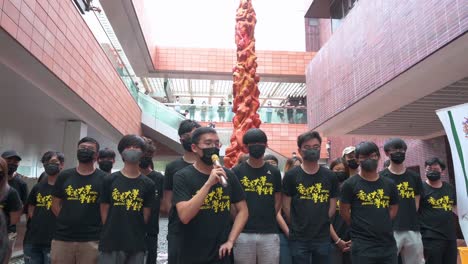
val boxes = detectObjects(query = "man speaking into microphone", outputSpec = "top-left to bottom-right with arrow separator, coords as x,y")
172,127 -> 248,264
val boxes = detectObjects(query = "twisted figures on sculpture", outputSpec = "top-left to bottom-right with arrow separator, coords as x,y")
224,0 -> 261,168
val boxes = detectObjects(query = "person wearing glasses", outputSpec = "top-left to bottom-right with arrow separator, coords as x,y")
282,131 -> 339,264
172,127 -> 248,263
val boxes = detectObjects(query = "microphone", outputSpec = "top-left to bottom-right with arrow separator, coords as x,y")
211,154 -> 228,187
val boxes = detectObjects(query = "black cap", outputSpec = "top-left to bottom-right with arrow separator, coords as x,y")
1,150 -> 22,161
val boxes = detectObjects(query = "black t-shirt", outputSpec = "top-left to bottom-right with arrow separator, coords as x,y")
145,171 -> 164,235
24,181 -> 56,246
99,172 -> 155,252
380,168 -> 422,231
340,175 -> 399,257
332,185 -> 351,242
0,187 -> 22,233
173,165 -> 245,264
9,174 -> 28,205
232,162 -> 281,234
282,166 -> 339,242
52,168 -> 105,241
164,157 -> 192,235
419,182 -> 457,240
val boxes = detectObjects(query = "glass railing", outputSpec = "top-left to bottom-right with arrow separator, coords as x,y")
138,94 -> 186,128
84,7 -> 139,101
162,103 -> 308,124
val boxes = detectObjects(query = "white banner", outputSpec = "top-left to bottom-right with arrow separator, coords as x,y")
436,103 -> 468,241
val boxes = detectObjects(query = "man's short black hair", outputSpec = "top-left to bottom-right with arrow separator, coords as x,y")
355,141 -> 380,159
41,151 -> 65,164
425,157 -> 446,170
117,135 -> 147,154
297,130 -> 322,148
243,128 -> 267,145
191,127 -> 217,144
178,120 -> 201,136
98,148 -> 116,159
263,154 -> 278,164
384,138 -> 407,152
78,137 -> 100,152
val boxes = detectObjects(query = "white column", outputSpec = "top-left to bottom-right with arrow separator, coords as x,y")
62,121 -> 88,169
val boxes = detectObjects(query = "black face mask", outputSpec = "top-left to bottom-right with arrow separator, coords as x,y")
44,163 -> 60,176
360,158 -> 378,172
7,164 -> 18,175
426,171 -> 441,181
200,147 -> 220,166
335,171 -> 348,182
302,149 -> 320,162
248,145 -> 266,159
390,151 -> 406,164
139,157 -> 153,169
98,161 -> 113,173
77,149 -> 95,163
347,159 -> 359,170
181,138 -> 193,152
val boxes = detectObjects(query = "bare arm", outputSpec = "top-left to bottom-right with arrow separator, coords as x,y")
389,204 -> 399,220
176,183 -> 212,224
144,207 -> 152,224
282,195 -> 292,224
274,192 -> 282,215
161,190 -> 172,216
415,195 -> 420,211
340,203 -> 351,226
176,167 -> 225,224
51,197 -> 62,217
219,200 -> 248,258
9,210 -> 21,225
100,203 -> 110,224
27,205 -> 35,219
328,198 -> 337,218
452,205 -> 458,216
276,212 -> 289,236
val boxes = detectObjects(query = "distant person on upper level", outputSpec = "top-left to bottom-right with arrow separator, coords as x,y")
296,100 -> 306,123
218,100 -> 226,122
266,101 -> 273,123
189,98 -> 196,120
277,102 -> 285,122
201,101 -> 208,122
286,101 -> 294,124
227,101 -> 233,122
174,96 -> 181,114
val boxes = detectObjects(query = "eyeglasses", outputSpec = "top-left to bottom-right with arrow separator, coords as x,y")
302,144 -> 321,150
78,146 -> 96,151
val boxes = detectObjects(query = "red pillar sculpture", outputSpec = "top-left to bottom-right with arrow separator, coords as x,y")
224,0 -> 261,168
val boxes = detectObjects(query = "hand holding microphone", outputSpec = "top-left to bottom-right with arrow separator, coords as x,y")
211,154 -> 229,187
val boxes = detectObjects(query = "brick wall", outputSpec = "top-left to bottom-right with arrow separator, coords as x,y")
306,0 -> 468,129
200,122 -> 328,159
0,0 -> 142,135
329,135 -> 451,183
154,47 -> 315,78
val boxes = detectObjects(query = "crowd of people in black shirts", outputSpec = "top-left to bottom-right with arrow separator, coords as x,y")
0,118 -> 462,264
